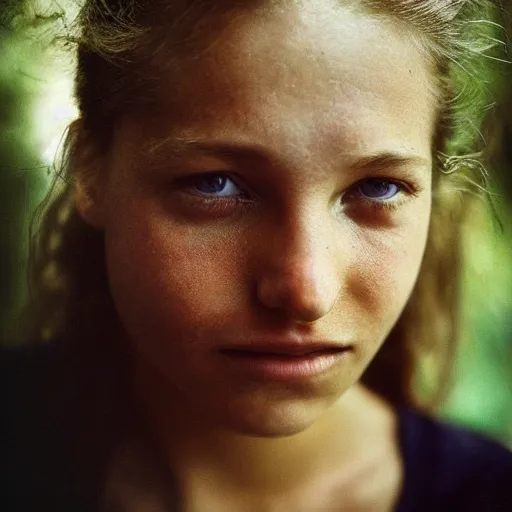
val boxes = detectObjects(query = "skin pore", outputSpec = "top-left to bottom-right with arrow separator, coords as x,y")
76,1 -> 437,510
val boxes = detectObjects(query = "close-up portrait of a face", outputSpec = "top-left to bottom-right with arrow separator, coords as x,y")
2,1 -> 512,511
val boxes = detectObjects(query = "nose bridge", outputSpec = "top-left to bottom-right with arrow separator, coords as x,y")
256,206 -> 341,323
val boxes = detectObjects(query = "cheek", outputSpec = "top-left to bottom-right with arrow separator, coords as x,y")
104,205 -> 245,354
336,208 -> 430,373
348,207 -> 431,328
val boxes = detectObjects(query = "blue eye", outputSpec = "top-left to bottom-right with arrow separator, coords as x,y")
188,174 -> 242,197
178,173 -> 405,212
357,179 -> 400,200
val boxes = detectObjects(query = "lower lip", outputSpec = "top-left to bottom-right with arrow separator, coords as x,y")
220,349 -> 349,380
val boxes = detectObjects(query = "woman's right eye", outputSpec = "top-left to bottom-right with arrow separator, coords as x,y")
176,172 -> 246,199
169,172 -> 257,216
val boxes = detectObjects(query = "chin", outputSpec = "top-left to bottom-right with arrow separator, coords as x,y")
231,419 -> 314,439
218,395 -> 336,438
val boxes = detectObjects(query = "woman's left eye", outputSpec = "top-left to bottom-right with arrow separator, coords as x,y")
354,178 -> 402,201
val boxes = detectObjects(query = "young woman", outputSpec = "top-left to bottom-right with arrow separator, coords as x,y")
4,0 -> 512,511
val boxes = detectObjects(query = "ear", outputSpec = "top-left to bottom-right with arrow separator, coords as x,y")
71,121 -> 107,230
75,169 -> 106,230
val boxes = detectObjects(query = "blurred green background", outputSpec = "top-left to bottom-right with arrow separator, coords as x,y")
1,2 -> 511,446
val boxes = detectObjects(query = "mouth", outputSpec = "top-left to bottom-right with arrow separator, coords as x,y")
218,345 -> 351,380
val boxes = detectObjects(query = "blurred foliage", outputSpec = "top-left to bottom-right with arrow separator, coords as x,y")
442,3 -> 512,444
1,0 -> 76,340
441,198 -> 512,444
1,1 -> 511,446
1,0 -> 48,337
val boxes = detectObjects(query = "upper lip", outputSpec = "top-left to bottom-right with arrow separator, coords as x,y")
220,341 -> 351,356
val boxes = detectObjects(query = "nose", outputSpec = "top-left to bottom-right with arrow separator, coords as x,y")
255,212 -> 342,324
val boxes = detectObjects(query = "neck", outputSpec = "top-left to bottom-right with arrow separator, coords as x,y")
134,370 -> 397,503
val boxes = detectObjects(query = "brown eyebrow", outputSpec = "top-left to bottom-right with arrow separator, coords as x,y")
144,138 -> 268,162
348,152 -> 431,172
145,137 -> 431,171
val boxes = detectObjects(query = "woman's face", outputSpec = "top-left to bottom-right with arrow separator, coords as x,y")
87,3 -> 435,436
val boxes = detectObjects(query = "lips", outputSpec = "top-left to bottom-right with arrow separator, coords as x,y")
219,344 -> 350,380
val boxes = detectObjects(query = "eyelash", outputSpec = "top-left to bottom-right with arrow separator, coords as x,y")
173,172 -> 414,214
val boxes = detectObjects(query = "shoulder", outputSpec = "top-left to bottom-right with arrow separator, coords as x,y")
397,407 -> 512,512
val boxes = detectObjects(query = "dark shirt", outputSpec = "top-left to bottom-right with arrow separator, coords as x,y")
3,342 -> 512,511
396,408 -> 512,511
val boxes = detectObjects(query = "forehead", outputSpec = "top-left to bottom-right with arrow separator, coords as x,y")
118,2 -> 437,165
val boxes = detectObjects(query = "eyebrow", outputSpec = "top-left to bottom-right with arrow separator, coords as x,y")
146,138 -> 271,162
348,152 -> 431,171
145,137 -> 431,171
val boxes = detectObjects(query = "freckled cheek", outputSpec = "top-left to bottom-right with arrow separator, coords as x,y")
104,213 -> 245,349
349,222 -> 429,324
